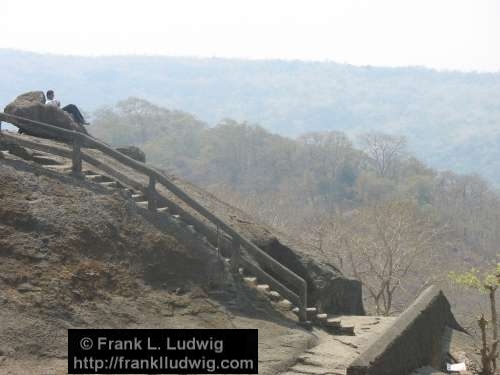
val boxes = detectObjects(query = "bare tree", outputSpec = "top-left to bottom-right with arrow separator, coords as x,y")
339,199 -> 445,315
359,132 -> 407,178
301,213 -> 351,270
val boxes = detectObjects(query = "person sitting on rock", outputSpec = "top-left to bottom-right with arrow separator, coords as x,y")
45,90 -> 61,108
45,90 -> 89,126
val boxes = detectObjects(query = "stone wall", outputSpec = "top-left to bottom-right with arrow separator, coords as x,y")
346,286 -> 462,375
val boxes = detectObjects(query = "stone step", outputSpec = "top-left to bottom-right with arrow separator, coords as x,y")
268,290 -> 281,301
32,155 -> 61,165
326,318 -> 341,328
292,306 -> 318,319
4,145 -> 33,159
277,299 -> 293,310
86,174 -> 113,183
315,313 -> 328,322
339,325 -> 355,336
44,164 -> 71,171
121,188 -> 135,195
306,307 -> 318,319
170,214 -> 183,224
243,277 -> 257,286
99,181 -> 119,188
256,284 -> 270,293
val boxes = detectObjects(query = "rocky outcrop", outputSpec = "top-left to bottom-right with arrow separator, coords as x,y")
167,174 -> 366,315
4,91 -> 87,139
116,146 -> 146,163
0,156 -> 317,375
254,236 -> 364,315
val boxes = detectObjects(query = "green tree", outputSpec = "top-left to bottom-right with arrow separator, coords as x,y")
449,265 -> 500,375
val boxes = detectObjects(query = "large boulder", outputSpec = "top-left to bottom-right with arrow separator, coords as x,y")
254,236 -> 365,315
116,146 -> 146,163
4,91 -> 88,139
169,176 -> 366,316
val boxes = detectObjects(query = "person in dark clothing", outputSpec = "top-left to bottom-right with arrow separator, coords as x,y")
62,104 -> 88,125
45,90 -> 89,125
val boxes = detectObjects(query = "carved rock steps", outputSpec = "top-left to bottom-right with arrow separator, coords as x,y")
3,148 -> 356,336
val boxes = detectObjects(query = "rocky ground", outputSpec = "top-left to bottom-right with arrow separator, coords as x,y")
0,133 -> 482,375
0,155 -> 315,374
281,316 -> 397,375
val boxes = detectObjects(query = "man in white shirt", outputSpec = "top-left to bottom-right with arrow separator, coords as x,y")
45,90 -> 60,107
45,89 -> 89,126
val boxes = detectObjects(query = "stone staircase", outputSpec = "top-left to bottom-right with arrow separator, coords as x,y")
1,146 -> 355,336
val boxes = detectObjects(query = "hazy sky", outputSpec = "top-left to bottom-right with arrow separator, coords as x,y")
1,0 -> 498,72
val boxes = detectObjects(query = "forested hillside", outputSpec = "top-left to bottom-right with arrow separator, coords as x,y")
1,49 -> 499,184
91,98 -> 500,324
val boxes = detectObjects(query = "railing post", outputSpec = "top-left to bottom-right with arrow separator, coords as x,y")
231,237 -> 241,273
0,114 -> 313,324
299,286 -> 308,322
71,134 -> 83,177
147,174 -> 157,211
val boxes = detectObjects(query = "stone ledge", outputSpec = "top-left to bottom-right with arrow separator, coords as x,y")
346,286 -> 462,375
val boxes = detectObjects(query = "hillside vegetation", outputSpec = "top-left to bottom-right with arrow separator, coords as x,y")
1,49 -> 499,184
90,98 -> 500,324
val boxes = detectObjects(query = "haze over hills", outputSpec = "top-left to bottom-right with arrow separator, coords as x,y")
1,49 -> 499,184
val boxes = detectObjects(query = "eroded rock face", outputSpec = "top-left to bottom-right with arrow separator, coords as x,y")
116,146 -> 146,163
4,91 -> 87,139
164,176 -> 367,316
254,236 -> 365,315
9,91 -> 46,106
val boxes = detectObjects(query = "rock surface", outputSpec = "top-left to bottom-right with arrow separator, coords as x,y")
411,366 -> 448,375
137,168 -> 366,315
440,327 -> 481,375
4,91 -> 87,138
116,145 -> 146,163
346,287 -> 463,375
0,155 -> 315,375
255,236 -> 364,315
282,316 -> 397,375
1,130 -> 364,316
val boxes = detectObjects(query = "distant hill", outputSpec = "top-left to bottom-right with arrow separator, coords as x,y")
1,49 -> 499,184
